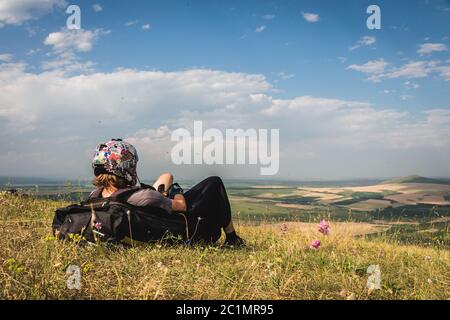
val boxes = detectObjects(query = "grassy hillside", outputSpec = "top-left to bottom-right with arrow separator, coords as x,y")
0,193 -> 448,300
380,175 -> 450,185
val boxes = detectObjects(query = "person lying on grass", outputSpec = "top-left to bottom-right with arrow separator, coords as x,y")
90,139 -> 245,247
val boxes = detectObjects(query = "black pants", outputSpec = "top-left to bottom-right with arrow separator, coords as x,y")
183,176 -> 232,244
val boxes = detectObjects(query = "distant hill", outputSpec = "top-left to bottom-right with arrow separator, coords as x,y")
0,176 -> 90,186
380,175 -> 450,185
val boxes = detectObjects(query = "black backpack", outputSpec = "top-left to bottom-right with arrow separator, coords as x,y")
52,188 -> 190,245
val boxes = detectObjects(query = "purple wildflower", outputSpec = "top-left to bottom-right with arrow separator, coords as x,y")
317,219 -> 330,235
310,239 -> 321,250
94,222 -> 102,230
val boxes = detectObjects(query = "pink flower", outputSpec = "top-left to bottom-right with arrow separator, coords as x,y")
280,223 -> 288,233
94,222 -> 102,230
310,239 -> 321,249
317,219 -> 330,235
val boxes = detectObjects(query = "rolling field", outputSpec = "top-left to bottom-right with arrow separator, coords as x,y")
1,187 -> 449,300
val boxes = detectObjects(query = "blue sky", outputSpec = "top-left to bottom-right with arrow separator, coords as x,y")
3,0 -> 449,105
0,0 -> 449,180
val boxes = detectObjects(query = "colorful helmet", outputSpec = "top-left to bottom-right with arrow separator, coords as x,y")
92,139 -> 139,186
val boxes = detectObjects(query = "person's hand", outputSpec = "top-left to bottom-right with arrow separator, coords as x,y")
168,183 -> 183,199
172,194 -> 187,212
157,184 -> 167,196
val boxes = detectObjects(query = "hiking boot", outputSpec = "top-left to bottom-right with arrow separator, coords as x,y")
223,235 -> 246,248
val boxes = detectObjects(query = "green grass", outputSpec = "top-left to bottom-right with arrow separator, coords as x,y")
227,187 -> 298,198
333,192 -> 384,206
0,193 -> 449,300
381,175 -> 450,185
381,190 -> 401,197
230,198 -> 372,222
368,222 -> 449,248
373,204 -> 450,221
230,199 -> 301,222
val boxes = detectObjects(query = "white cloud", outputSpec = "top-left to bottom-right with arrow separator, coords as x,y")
142,24 -> 151,30
25,25 -> 39,37
44,29 -> 109,53
0,53 -> 13,62
129,126 -> 171,142
125,20 -> 138,27
41,58 -> 95,73
93,4 -> 103,13
349,36 -> 376,51
262,96 -> 371,117
277,72 -> 294,81
0,64 -> 449,179
0,0 -> 66,25
0,65 -> 271,132
359,36 -> 376,45
404,81 -> 420,89
417,43 -> 448,55
262,14 -> 276,20
43,28 -> 109,73
384,60 -> 436,79
302,12 -> 319,23
255,25 -> 266,33
435,66 -> 450,81
27,48 -> 42,56
347,59 -> 388,76
347,59 -> 448,82
400,94 -> 414,101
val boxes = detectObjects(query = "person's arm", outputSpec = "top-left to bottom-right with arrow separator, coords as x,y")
127,189 -> 175,213
171,194 -> 187,212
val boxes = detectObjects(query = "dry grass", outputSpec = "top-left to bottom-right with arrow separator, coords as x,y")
299,183 -> 450,206
0,193 -> 449,300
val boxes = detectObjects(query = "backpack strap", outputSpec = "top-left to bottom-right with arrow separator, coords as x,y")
139,182 -> 155,190
88,188 -> 103,200
86,182 -> 157,206
109,187 -> 143,203
107,183 -> 158,203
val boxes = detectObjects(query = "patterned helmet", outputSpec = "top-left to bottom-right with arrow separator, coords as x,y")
92,139 -> 139,186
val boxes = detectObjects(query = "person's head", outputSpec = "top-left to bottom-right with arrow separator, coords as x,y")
92,173 -> 129,189
91,139 -> 139,189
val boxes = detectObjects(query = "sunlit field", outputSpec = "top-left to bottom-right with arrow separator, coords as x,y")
1,191 -> 448,300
